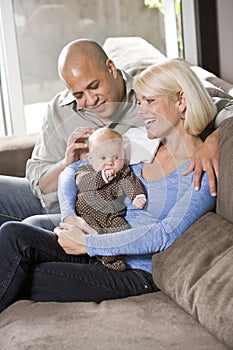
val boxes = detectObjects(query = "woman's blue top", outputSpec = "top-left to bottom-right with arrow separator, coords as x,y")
59,160 -> 216,273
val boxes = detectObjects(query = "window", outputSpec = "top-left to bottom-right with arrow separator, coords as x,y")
0,0 -> 182,135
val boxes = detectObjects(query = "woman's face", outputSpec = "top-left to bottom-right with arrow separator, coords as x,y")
137,94 -> 182,139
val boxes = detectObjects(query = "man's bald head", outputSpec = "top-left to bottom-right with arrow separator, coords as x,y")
56,38 -> 125,119
58,39 -> 108,80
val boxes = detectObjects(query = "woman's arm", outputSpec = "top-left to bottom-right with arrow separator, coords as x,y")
85,174 -> 216,257
58,161 -> 80,220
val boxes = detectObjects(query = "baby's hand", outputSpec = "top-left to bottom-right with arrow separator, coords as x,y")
104,169 -> 116,181
133,194 -> 147,209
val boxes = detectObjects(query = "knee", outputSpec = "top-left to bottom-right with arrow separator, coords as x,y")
22,214 -> 60,230
0,221 -> 22,246
23,215 -> 45,228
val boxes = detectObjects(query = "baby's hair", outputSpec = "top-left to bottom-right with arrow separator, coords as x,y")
88,128 -> 123,151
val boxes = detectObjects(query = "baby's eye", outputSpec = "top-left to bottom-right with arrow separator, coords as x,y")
100,156 -> 106,160
113,155 -> 119,160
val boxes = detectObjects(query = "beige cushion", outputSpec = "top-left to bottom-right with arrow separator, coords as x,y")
217,118 -> 233,224
0,292 -> 226,350
152,212 -> 233,349
0,133 -> 38,177
103,36 -> 167,77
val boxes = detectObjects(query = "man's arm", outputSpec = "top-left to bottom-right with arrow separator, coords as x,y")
183,98 -> 233,195
39,128 -> 92,194
26,100 -> 92,212
183,129 -> 218,196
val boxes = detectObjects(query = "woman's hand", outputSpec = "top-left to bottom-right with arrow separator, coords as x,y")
183,129 -> 218,196
54,222 -> 88,255
64,215 -> 97,234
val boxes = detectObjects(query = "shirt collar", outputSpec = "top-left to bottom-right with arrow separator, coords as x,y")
121,70 -> 134,96
58,90 -> 76,107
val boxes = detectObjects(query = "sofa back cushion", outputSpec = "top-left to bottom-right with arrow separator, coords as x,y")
0,133 -> 38,177
217,117 -> 233,224
152,212 -> 233,349
152,117 -> 233,348
103,37 -> 167,77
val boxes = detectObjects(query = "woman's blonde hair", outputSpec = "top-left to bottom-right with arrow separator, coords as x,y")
133,60 -> 217,135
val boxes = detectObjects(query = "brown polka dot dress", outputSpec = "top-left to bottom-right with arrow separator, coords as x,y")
75,164 -> 146,271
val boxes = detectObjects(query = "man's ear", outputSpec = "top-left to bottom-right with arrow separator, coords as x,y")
178,90 -> 186,113
106,59 -> 117,78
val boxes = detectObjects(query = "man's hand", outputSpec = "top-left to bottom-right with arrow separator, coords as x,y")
183,129 -> 219,196
64,215 -> 97,234
62,127 -> 95,170
39,127 -> 95,194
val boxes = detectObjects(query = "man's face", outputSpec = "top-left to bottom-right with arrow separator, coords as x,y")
64,59 -> 123,121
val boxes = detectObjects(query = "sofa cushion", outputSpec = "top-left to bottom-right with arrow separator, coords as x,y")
217,117 -> 233,224
103,36 -> 167,77
0,292 -> 227,350
190,65 -> 233,98
152,212 -> 233,349
0,133 -> 38,177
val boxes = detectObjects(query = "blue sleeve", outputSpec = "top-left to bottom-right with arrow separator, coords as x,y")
86,174 -> 216,257
58,161 -> 80,221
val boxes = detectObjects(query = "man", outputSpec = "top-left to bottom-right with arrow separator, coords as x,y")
0,39 -> 232,227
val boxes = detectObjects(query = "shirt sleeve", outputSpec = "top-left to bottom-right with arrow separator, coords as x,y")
86,174 -> 216,257
25,101 -> 67,212
58,161 -> 80,220
118,166 -> 145,202
213,98 -> 233,127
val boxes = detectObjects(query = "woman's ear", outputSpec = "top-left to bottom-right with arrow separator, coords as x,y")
178,90 -> 186,113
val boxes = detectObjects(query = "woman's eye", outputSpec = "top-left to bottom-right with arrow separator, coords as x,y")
136,100 -> 141,105
146,99 -> 155,104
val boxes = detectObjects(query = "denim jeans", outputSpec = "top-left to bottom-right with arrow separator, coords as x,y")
0,176 -> 44,224
0,175 -> 61,229
0,222 -> 158,312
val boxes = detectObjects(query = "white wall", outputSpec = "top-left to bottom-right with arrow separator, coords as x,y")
217,0 -> 233,84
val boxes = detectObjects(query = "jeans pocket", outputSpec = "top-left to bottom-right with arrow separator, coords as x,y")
132,269 -> 157,292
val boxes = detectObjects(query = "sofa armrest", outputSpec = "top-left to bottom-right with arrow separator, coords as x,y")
0,133 -> 38,177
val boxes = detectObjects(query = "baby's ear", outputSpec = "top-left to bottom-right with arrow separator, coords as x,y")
87,153 -> 91,161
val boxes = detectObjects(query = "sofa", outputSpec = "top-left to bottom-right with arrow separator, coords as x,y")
0,37 -> 233,350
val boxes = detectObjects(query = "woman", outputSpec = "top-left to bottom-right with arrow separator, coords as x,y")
0,60 -> 216,312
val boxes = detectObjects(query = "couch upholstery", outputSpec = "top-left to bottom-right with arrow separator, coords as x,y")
0,37 -> 233,350
0,133 -> 38,177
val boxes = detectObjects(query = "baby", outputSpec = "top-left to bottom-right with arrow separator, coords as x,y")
75,127 -> 146,271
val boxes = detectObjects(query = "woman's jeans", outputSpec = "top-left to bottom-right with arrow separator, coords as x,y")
0,222 -> 157,312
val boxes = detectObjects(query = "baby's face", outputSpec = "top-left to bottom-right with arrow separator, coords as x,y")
89,138 -> 125,173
